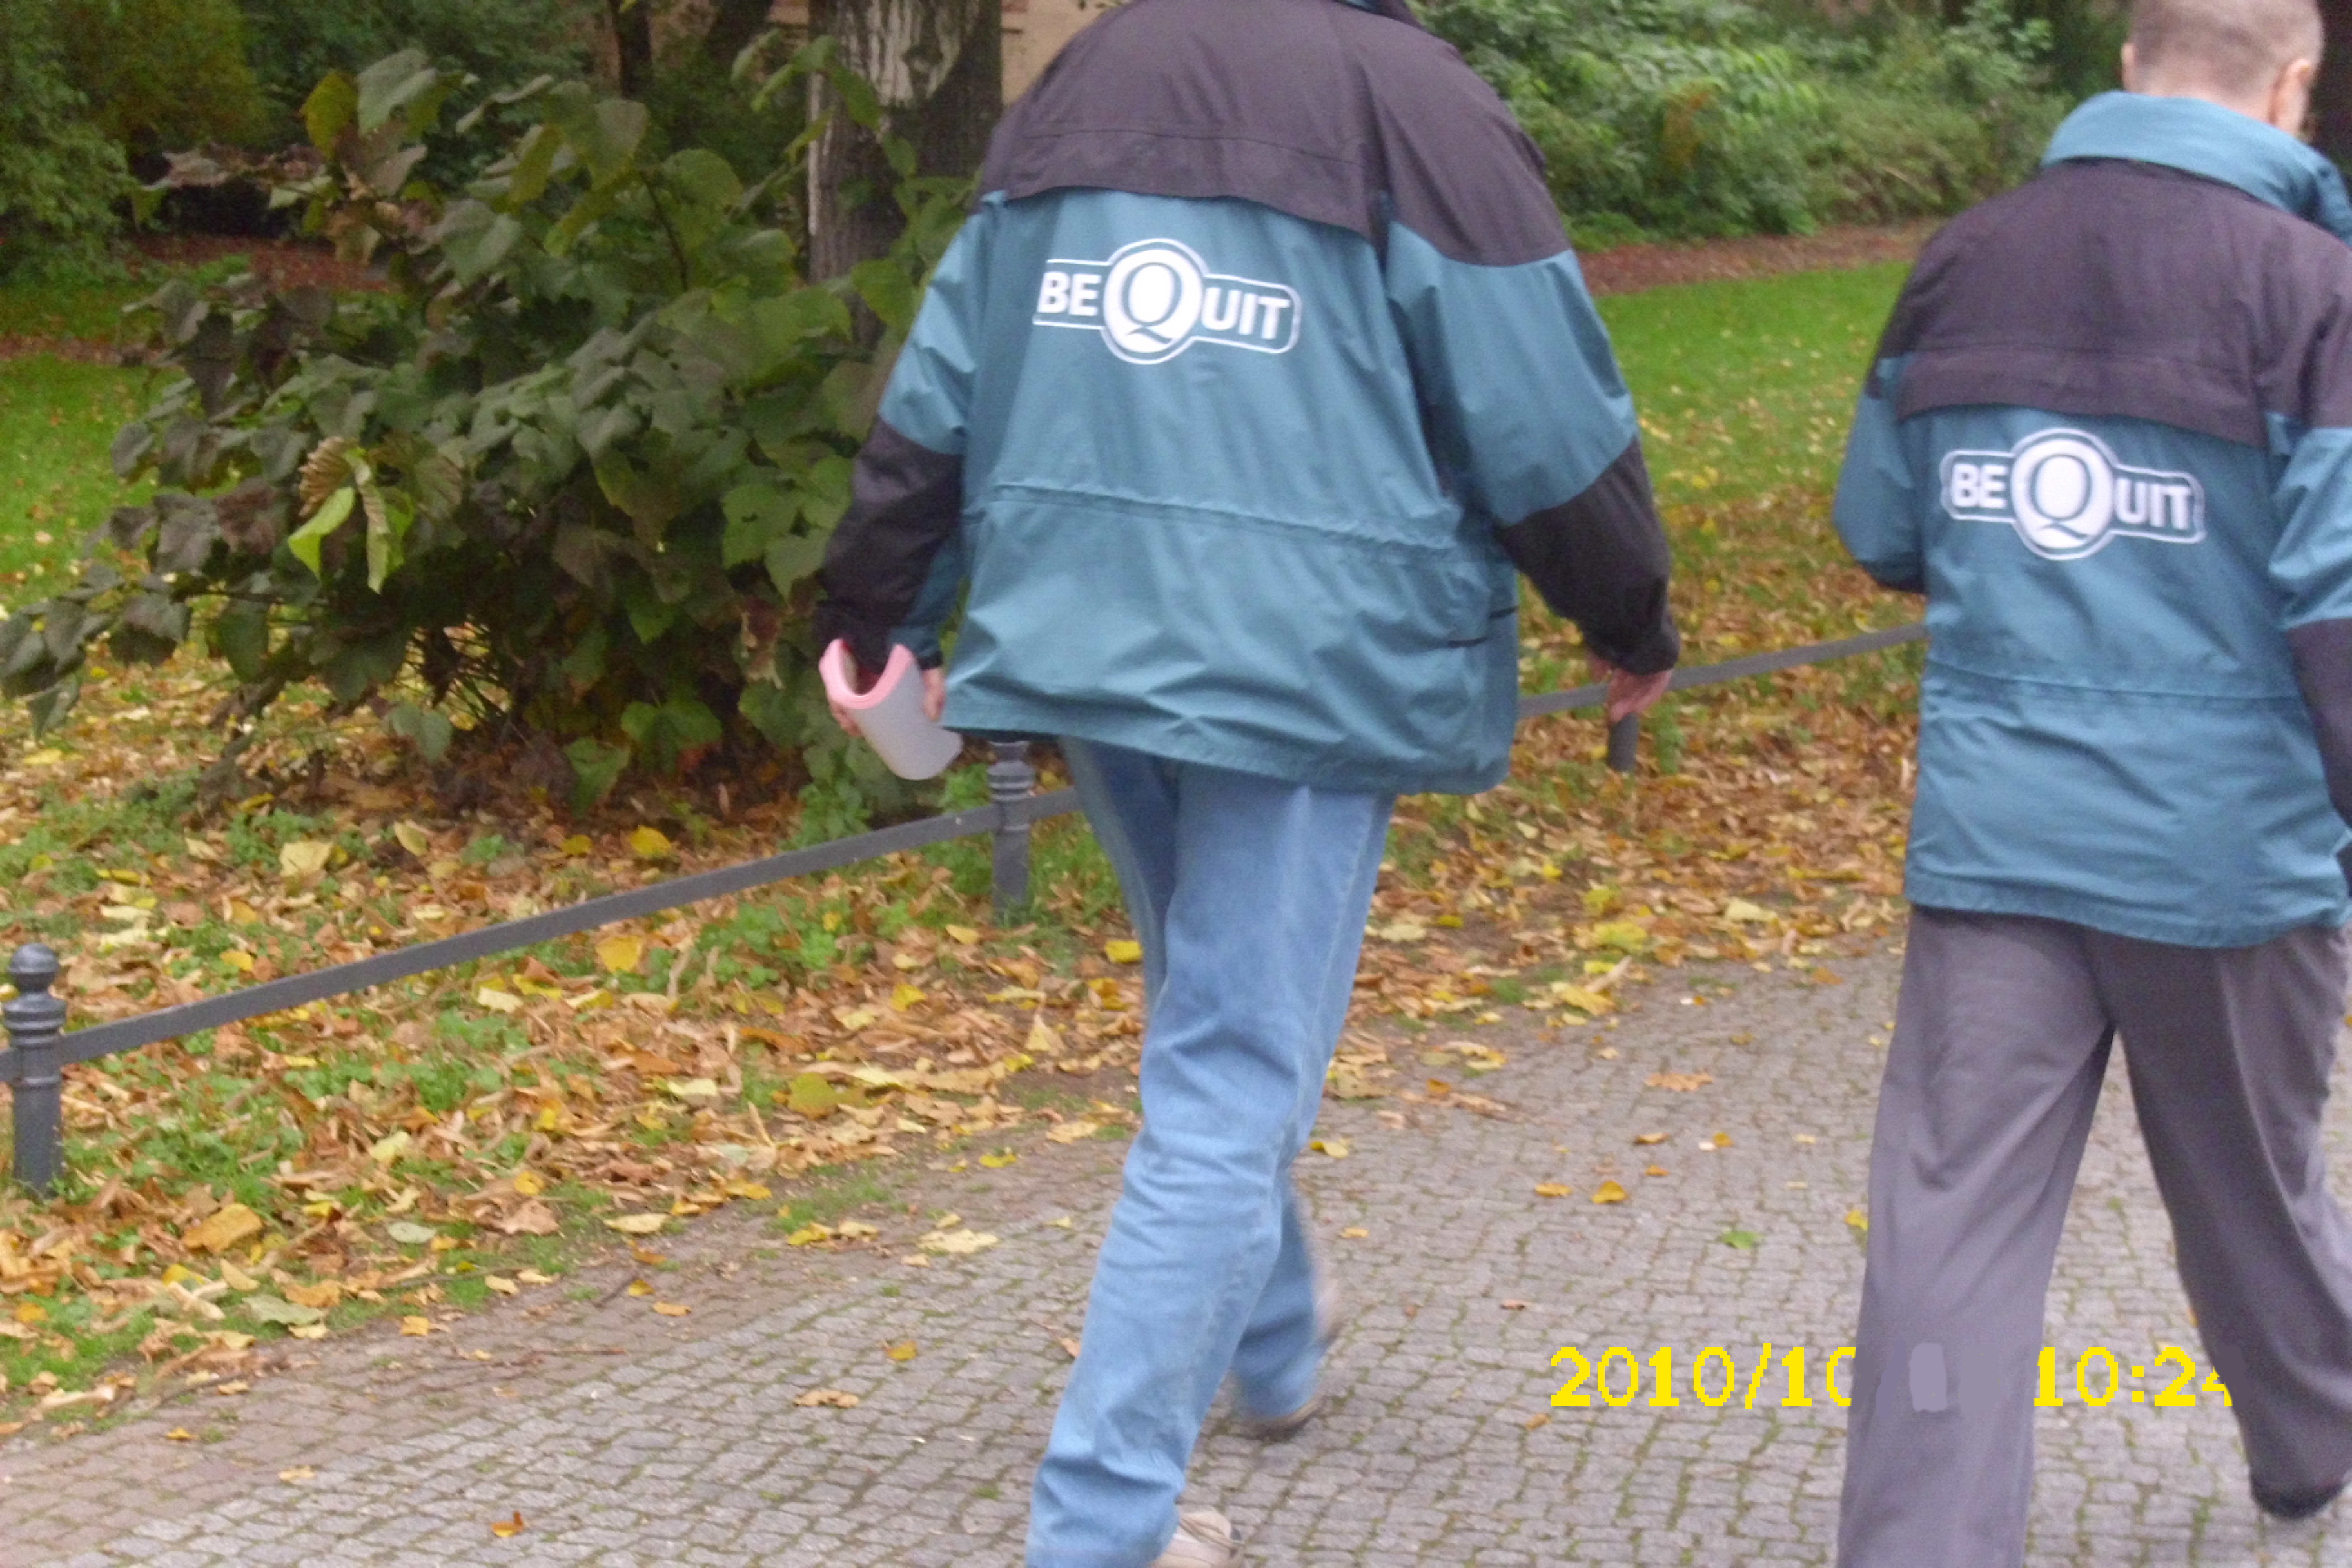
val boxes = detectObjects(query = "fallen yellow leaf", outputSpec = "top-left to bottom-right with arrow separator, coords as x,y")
628,826 -> 674,860
917,1228 -> 999,1256
165,1427 -> 195,1442
945,924 -> 980,945
279,1466 -> 316,1483
1048,1120 -> 1101,1144
1534,1183 -> 1574,1199
1846,1207 -> 1870,1235
13,1302 -> 45,1325
794,1388 -> 860,1408
475,986 -> 522,1014
1104,939 -> 1143,965
1632,1132 -> 1670,1146
278,840 -> 333,879
399,1316 -> 434,1337
886,1340 -> 919,1362
561,834 -> 592,856
652,1302 -> 692,1317
626,1279 -> 654,1297
1340,1226 -> 1369,1239
603,1213 -> 667,1235
484,1275 -> 519,1297
1311,1137 -> 1351,1159
786,1223 -> 834,1246
289,1323 -> 328,1340
891,983 -> 926,1010
392,821 -> 431,858
512,1170 -> 545,1197
596,934 -> 645,974
835,1220 -> 881,1240
1647,1072 -> 1714,1092
182,1203 -> 264,1255
1024,1014 -> 1063,1057
979,1152 -> 1018,1169
491,1510 -> 527,1539
1591,1181 -> 1629,1204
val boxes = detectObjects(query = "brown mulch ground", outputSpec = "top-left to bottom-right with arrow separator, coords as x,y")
130,235 -> 377,293
1580,220 -> 1934,297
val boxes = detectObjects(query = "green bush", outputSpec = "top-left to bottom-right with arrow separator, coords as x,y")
1426,0 -> 2067,239
57,0 -> 271,155
0,0 -> 133,280
0,46 -> 969,827
235,0 -> 586,127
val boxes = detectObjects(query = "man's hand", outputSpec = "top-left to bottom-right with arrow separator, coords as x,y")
1591,657 -> 1673,724
827,660 -> 948,738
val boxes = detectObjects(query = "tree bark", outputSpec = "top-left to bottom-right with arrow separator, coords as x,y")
607,0 -> 656,98
807,0 -> 1001,281
2318,0 -> 2352,166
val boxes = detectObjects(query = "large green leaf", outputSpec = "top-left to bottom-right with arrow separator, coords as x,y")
721,481 -> 794,568
564,736 -> 632,811
287,487 -> 356,576
302,71 -> 358,152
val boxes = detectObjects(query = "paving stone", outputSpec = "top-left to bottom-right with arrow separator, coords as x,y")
4,936 -> 2349,1562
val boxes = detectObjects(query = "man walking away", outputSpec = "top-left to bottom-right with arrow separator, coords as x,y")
814,1 -> 1679,1561
1831,1 -> 2352,1561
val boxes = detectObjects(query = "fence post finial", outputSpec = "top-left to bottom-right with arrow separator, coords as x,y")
988,741 -> 1037,923
4,945 -> 66,1195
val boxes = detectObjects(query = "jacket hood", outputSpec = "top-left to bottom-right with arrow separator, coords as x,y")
2044,91 -> 2352,244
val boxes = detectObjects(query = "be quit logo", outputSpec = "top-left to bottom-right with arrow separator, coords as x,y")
1034,239 -> 1302,366
1939,428 -> 2205,562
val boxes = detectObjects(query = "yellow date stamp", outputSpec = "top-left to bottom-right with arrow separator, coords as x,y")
1549,1344 -> 2233,1410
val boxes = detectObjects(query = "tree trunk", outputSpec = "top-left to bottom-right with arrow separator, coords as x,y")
807,0 -> 1001,281
607,0 -> 656,98
2318,0 -> 2352,167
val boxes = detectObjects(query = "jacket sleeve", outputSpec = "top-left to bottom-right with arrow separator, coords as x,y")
2273,420 -> 2352,852
812,215 -> 987,675
1834,352 -> 1926,593
1384,222 -> 1680,675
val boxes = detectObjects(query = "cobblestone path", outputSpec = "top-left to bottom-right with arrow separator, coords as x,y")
8,937 -> 2350,1565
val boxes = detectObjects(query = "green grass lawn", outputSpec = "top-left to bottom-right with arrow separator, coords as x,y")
0,279 -> 149,345
0,357 -> 150,591
1598,262 -> 1906,506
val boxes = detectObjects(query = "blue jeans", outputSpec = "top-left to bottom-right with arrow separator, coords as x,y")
1027,740 -> 1395,1567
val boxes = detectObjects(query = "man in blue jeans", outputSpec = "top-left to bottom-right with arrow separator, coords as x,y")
815,0 -> 1678,1559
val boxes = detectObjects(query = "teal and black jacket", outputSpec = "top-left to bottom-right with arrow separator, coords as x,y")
1838,93 -> 2352,946
814,0 -> 1678,796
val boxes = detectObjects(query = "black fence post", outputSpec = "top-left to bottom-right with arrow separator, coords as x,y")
1607,714 -> 1642,775
988,741 -> 1037,923
5,945 -> 65,1195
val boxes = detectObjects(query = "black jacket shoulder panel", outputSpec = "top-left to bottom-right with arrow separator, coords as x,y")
1886,159 -> 2352,445
980,0 -> 1565,265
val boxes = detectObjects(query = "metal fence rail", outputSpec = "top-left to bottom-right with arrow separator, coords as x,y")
0,620 -> 1926,1191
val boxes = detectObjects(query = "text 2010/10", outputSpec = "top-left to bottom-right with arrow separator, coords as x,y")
1551,1344 -> 2235,1411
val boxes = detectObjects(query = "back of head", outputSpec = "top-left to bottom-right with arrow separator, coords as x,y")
2129,0 -> 2323,101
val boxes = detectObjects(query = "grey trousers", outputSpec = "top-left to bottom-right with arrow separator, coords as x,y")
1837,908 -> 2352,1567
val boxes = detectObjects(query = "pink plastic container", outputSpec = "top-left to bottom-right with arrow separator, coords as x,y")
818,640 -> 963,780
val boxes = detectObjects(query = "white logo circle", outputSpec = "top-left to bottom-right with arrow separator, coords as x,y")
1102,242 -> 1206,364
2010,432 -> 2117,559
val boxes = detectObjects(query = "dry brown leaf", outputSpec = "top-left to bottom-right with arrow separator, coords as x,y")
794,1388 -> 861,1408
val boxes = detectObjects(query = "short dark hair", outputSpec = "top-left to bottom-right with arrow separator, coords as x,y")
2130,0 -> 2324,99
